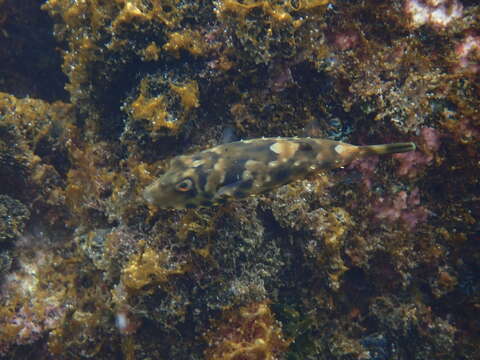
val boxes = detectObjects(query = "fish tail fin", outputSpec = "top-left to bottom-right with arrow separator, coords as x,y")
358,142 -> 416,156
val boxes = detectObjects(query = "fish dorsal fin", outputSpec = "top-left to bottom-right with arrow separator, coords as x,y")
220,126 -> 239,144
302,119 -> 323,138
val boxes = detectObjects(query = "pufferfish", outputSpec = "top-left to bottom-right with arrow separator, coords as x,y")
143,137 -> 415,209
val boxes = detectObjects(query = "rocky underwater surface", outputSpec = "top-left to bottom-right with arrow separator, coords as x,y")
0,0 -> 479,359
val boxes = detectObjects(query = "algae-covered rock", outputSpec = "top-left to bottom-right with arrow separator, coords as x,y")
0,195 -> 29,243
0,0 -> 67,101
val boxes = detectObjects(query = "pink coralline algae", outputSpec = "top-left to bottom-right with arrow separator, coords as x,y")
421,127 -> 442,152
348,155 -> 380,190
455,34 -> 480,74
331,30 -> 360,51
394,127 -> 441,178
0,250 -> 67,355
404,0 -> 463,30
373,188 -> 429,230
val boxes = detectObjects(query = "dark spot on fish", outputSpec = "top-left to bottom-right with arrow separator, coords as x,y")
196,167 -> 208,191
319,159 -> 333,169
233,190 -> 248,198
223,158 -> 249,187
209,152 -> 221,163
171,158 -> 190,171
241,141 -> 277,163
239,179 -> 254,190
201,200 -> 213,207
203,191 -> 214,200
187,188 -> 197,199
273,168 -> 290,183
299,142 -> 314,152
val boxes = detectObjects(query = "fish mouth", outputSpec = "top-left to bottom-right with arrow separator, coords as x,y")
143,181 -> 169,206
143,184 -> 184,209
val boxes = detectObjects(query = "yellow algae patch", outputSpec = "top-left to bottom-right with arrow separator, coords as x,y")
216,0 -> 330,22
163,30 -> 206,58
130,161 -> 155,186
130,79 -> 170,131
216,0 -> 265,18
217,0 -> 292,23
121,247 -> 186,294
111,0 -> 182,30
141,42 -> 161,61
294,0 -> 330,10
204,301 -> 289,360
310,207 -> 352,290
129,78 -> 200,136
170,80 -> 200,111
112,1 -> 146,30
131,94 -> 169,130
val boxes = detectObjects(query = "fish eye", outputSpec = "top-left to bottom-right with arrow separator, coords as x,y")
175,178 -> 193,192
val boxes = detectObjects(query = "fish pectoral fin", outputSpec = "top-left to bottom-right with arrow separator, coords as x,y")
214,180 -> 244,201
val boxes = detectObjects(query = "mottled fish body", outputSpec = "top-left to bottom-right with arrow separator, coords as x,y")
144,137 -> 415,209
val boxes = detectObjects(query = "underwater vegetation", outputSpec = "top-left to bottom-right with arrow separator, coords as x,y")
0,0 -> 479,359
